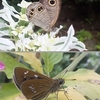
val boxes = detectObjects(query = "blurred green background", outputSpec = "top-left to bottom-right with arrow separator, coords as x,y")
0,52 -> 100,78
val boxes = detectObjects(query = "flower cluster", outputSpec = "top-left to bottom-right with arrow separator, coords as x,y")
0,0 -> 86,51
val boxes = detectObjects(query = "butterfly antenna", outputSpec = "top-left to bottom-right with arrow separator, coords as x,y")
61,69 -> 68,78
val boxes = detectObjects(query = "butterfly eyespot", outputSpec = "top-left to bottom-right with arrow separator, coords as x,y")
37,6 -> 44,12
28,16 -> 31,19
30,12 -> 34,15
48,0 -> 56,6
31,8 -> 34,12
29,9 -> 34,16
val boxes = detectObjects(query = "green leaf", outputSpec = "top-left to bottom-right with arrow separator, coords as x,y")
0,72 -> 12,83
15,52 -> 43,74
58,86 -> 86,100
0,83 -> 20,100
64,68 -> 100,100
0,53 -> 27,78
41,52 -> 63,74
45,86 -> 86,100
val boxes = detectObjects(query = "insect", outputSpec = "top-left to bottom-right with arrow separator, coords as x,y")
26,0 -> 62,31
13,67 -> 68,100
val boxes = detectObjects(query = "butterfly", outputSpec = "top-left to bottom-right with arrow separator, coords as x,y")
26,0 -> 62,32
13,67 -> 68,100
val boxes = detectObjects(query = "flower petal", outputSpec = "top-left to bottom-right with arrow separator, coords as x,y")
0,62 -> 5,70
0,38 -> 15,51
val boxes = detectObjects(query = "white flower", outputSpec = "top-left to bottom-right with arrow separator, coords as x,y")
0,38 -> 15,51
17,0 -> 31,21
33,34 -> 59,51
52,25 -> 86,51
22,23 -> 34,34
20,13 -> 28,21
0,20 -> 9,36
16,25 -> 86,51
17,0 -> 31,8
0,0 -> 20,29
15,38 -> 31,51
0,0 -> 87,51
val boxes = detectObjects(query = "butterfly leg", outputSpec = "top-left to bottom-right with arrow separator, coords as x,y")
44,93 -> 58,100
62,86 -> 70,100
58,87 -> 70,100
44,94 -> 49,100
55,92 -> 58,100
56,91 -> 69,100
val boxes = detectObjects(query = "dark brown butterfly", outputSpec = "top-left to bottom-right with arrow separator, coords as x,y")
13,67 -> 66,100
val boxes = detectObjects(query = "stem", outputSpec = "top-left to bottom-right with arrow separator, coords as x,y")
54,52 -> 88,79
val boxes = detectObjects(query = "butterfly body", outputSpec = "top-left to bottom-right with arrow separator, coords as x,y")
26,0 -> 62,31
13,67 -> 65,100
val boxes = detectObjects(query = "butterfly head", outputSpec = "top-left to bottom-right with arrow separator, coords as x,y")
58,78 -> 65,86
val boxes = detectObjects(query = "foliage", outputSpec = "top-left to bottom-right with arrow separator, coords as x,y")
64,68 -> 100,100
74,0 -> 100,2
0,0 -> 86,51
0,52 -> 100,100
76,29 -> 93,42
95,32 -> 100,50
77,52 -> 100,73
41,52 -> 63,75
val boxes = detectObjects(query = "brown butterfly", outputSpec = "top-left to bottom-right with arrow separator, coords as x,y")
13,67 -> 68,100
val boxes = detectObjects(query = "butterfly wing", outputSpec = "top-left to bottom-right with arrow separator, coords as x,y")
40,0 -> 62,27
21,79 -> 54,100
13,67 -> 52,89
26,2 -> 52,31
